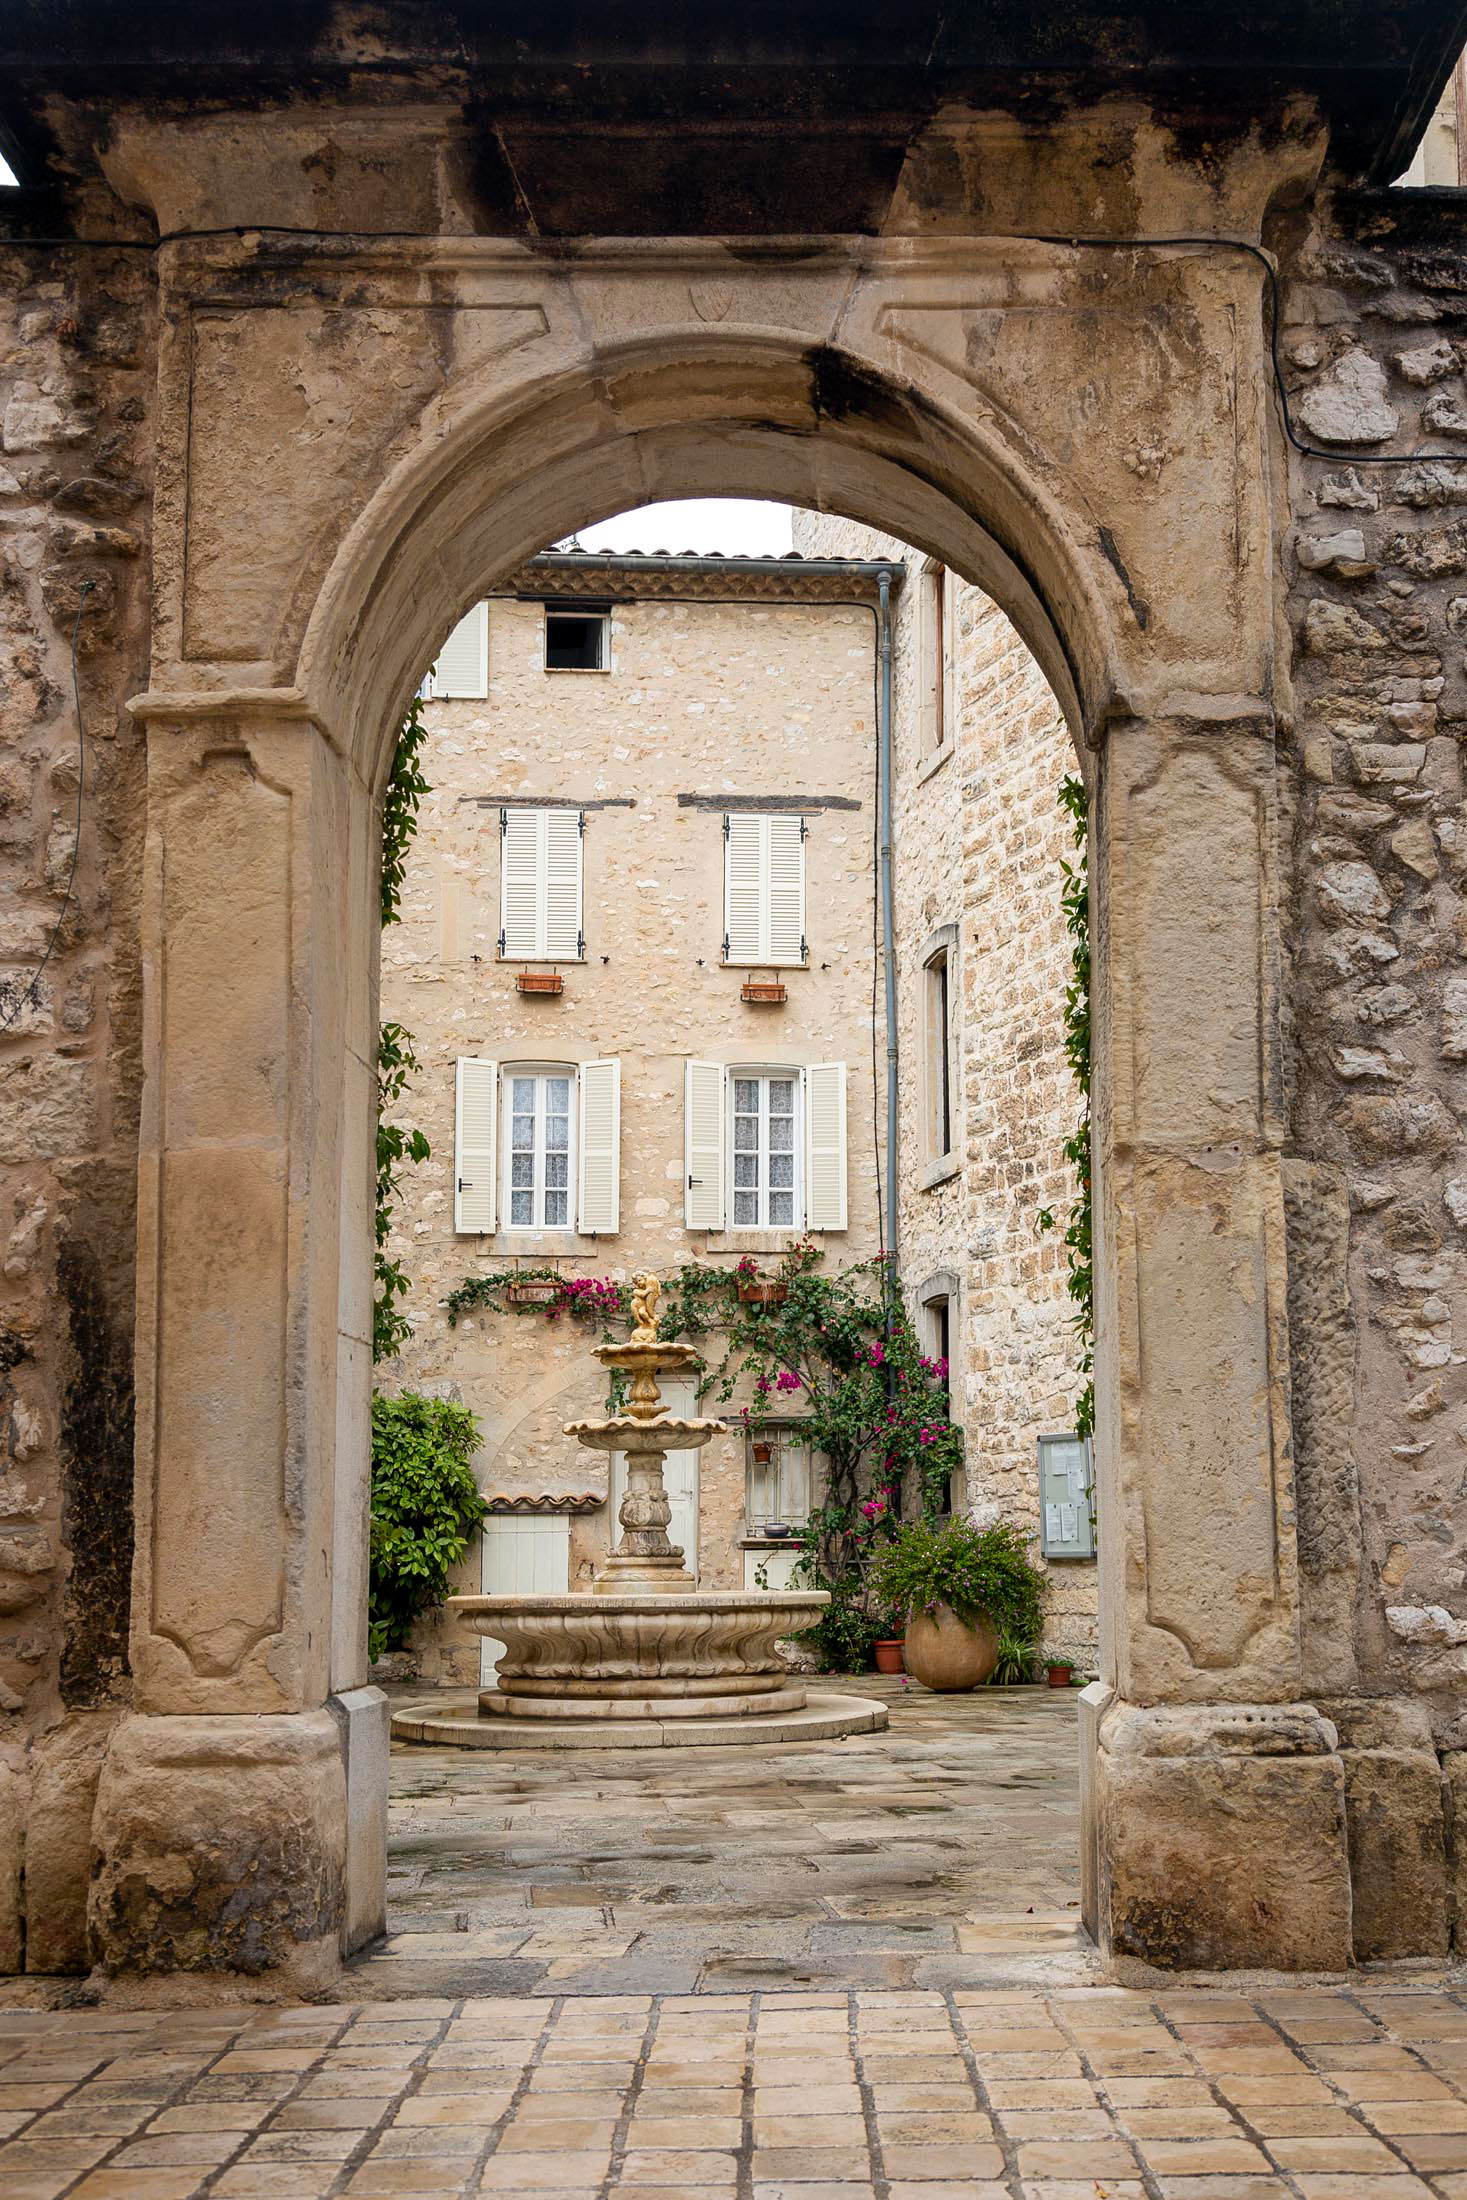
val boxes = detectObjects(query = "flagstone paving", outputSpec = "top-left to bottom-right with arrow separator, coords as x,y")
6,1980 -> 1467,2197
369,1679 -> 1087,1998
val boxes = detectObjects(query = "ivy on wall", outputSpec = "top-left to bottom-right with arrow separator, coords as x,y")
374,695 -> 431,1364
1038,772 -> 1093,1439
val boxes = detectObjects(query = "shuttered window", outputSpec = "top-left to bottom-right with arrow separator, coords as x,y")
577,1059 -> 621,1234
454,1058 -> 498,1233
803,1062 -> 848,1232
431,602 -> 489,698
499,806 -> 584,961
684,1062 -> 847,1234
723,813 -> 806,965
504,1069 -> 575,1229
684,1060 -> 727,1231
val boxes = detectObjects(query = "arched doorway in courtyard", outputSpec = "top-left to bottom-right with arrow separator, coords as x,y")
102,296 -> 1323,1983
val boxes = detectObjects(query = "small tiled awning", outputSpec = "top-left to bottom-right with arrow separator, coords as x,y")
483,1492 -> 604,1514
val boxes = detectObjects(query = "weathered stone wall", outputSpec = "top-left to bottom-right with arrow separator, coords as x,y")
379,566 -> 885,1677
795,511 -> 1092,1658
1278,193 -> 1467,1752
0,238 -> 154,1970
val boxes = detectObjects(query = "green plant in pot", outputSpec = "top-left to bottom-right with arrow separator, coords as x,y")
870,1518 -> 1045,1693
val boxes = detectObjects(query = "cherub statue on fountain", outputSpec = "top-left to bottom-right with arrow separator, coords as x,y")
629,1269 -> 661,1343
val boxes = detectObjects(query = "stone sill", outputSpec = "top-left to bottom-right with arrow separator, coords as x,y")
740,1534 -> 809,1549
919,1153 -> 960,1192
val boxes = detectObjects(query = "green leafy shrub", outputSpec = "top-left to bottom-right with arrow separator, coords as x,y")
869,1518 -> 1045,1643
369,1393 -> 487,1660
988,1631 -> 1039,1686
794,1588 -> 888,1674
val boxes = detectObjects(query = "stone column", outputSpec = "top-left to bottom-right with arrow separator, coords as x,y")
1082,709 -> 1355,1970
88,701 -> 385,1984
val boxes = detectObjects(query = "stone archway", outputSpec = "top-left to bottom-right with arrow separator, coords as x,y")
88,232 -> 1335,1984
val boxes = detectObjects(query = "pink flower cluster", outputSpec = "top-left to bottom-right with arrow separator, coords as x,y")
859,1484 -> 896,1521
866,1342 -> 885,1368
919,1354 -> 950,1381
560,1275 -> 624,1314
774,1368 -> 802,1394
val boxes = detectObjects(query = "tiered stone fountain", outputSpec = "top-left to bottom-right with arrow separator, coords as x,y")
392,1272 -> 888,1750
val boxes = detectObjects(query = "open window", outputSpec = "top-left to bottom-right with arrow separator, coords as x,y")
544,605 -> 610,671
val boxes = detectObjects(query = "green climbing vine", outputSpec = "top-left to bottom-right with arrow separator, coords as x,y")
1038,772 -> 1093,1440
374,694 -> 432,1363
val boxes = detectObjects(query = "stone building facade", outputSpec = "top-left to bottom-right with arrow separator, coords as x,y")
379,551 -> 890,1677
0,1 -> 1464,1982
794,511 -> 1095,1660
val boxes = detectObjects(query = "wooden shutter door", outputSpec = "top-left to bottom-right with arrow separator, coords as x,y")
479,1514 -> 570,1685
578,1058 -> 621,1233
684,1060 -> 726,1229
724,813 -> 764,962
432,602 -> 488,698
500,808 -> 541,958
542,808 -> 584,960
454,1057 -> 498,1232
767,814 -> 805,964
804,1062 -> 848,1231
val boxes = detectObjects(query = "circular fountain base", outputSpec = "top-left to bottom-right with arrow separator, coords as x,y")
394,1588 -> 888,1749
391,1687 -> 888,1750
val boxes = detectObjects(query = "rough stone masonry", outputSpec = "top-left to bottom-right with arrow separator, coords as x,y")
0,2 -> 1461,1985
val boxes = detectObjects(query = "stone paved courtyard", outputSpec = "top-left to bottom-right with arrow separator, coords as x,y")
366,1681 -> 1087,1998
8,1981 -> 1467,2197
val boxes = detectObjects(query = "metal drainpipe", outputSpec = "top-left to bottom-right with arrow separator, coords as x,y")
877,567 -> 899,1284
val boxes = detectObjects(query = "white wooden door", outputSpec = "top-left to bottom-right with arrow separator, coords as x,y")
479,1514 -> 571,1688
611,1381 -> 699,1581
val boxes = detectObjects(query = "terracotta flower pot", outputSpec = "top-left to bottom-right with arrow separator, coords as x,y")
873,1639 -> 905,1675
903,1604 -> 999,1692
1046,1662 -> 1074,1689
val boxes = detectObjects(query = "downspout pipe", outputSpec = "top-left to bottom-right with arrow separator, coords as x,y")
877,567 -> 899,1287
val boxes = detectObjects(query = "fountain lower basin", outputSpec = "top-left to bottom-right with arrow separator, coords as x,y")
451,1588 -> 831,1716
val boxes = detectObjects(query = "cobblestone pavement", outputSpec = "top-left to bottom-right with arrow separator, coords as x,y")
370,1680 -> 1086,1998
7,1981 -> 1467,2197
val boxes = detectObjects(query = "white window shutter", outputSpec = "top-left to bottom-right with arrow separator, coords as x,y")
767,814 -> 806,964
724,814 -> 763,963
684,1060 -> 726,1230
431,603 -> 488,699
543,808 -> 584,960
454,1058 -> 498,1233
578,1058 -> 621,1234
804,1062 -> 848,1232
500,808 -> 541,959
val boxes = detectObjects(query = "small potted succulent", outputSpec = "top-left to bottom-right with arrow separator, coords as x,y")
870,1518 -> 1045,1694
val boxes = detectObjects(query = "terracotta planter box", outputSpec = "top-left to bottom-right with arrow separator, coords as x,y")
516,971 -> 564,995
506,1281 -> 559,1307
737,1280 -> 788,1306
1045,1662 -> 1074,1688
873,1639 -> 905,1675
741,979 -> 787,1004
903,1605 -> 999,1692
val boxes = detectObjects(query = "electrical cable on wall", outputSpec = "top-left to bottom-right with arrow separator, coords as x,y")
0,576 -> 92,1036
3,220 -> 1463,468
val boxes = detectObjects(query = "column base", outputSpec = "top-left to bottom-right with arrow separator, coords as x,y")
1319,1696 -> 1450,1961
1091,1697 -> 1353,1971
89,1710 -> 346,1987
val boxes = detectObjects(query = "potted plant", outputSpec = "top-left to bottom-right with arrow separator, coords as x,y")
873,1626 -> 905,1675
870,1518 -> 1045,1694
1045,1657 -> 1074,1688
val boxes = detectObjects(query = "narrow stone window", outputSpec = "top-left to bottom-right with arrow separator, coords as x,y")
544,607 -> 609,670
925,946 -> 952,1158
